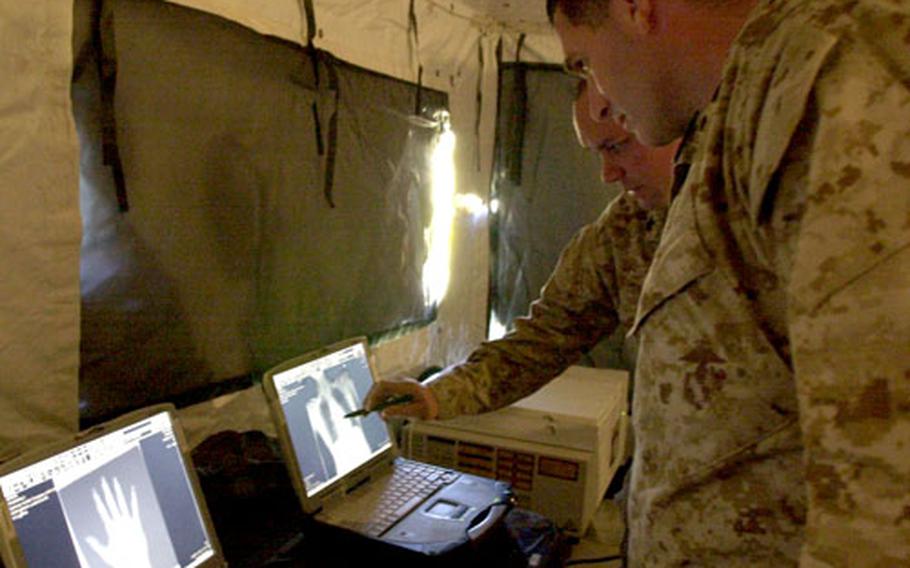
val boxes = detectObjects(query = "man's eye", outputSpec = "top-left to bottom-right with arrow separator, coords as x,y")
605,140 -> 628,155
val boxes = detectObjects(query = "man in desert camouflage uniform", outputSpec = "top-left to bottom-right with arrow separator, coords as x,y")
365,85 -> 673,417
546,0 -> 909,566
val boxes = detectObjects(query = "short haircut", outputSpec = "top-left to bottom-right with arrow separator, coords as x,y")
546,0 -> 611,26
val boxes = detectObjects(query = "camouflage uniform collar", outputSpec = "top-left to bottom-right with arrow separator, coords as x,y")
669,109 -> 704,200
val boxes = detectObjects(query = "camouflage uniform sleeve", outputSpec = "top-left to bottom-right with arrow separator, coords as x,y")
784,29 -> 910,566
428,202 -> 622,419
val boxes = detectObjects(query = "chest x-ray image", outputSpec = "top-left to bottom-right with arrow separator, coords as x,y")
302,371 -> 374,478
279,350 -> 392,495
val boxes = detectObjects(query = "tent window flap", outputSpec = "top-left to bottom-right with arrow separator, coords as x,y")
76,0 -> 447,422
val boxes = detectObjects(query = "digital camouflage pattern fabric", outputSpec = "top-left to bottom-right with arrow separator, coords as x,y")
429,192 -> 666,419
627,0 -> 910,565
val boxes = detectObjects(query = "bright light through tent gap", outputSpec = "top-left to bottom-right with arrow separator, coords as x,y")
422,119 -> 457,308
454,193 -> 487,219
487,313 -> 508,341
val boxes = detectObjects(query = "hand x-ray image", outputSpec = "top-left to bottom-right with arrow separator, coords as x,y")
57,448 -> 178,568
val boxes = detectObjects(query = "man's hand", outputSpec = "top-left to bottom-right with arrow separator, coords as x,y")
85,476 -> 152,568
364,377 -> 438,420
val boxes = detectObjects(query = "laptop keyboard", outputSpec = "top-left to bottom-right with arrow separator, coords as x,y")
364,460 -> 459,537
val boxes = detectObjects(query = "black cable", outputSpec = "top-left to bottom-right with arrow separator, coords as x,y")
565,553 -> 623,565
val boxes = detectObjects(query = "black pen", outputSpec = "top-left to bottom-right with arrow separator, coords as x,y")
344,394 -> 415,418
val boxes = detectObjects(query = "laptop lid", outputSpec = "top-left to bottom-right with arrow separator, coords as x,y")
262,337 -> 395,514
0,404 -> 225,568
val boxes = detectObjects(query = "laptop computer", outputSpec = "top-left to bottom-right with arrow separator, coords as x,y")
261,337 -> 513,558
0,404 -> 226,568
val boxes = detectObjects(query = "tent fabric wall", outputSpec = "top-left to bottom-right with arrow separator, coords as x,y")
76,0 -> 450,422
164,0 -> 564,89
1,0 -> 567,451
165,0 -> 304,45
499,30 -> 563,66
0,3 -> 82,458
492,67 -> 612,325
491,65 -> 626,368
308,1 -> 514,373
159,1 -> 565,376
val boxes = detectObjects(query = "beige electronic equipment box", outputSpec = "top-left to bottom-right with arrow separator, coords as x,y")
403,366 -> 629,535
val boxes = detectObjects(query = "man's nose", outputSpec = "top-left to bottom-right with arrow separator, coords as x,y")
601,160 -> 625,184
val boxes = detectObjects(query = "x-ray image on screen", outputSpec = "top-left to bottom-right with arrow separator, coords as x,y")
305,373 -> 372,474
0,411 -> 215,568
58,447 -> 178,568
274,343 -> 391,497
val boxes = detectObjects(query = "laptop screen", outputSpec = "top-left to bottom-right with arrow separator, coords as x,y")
271,341 -> 392,498
0,410 -> 217,568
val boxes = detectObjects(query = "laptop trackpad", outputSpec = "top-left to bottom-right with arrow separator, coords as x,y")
382,475 -> 506,546
424,499 -> 468,520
